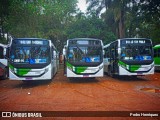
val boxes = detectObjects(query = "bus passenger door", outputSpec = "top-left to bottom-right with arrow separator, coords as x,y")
110,42 -> 118,75
53,50 -> 57,75
114,42 -> 119,74
111,48 -> 115,73
63,47 -> 66,75
51,46 -> 57,76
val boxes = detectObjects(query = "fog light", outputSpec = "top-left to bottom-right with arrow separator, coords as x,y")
45,68 -> 49,73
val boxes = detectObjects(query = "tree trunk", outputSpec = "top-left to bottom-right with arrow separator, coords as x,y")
118,9 -> 125,38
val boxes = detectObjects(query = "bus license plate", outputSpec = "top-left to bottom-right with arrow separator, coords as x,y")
25,77 -> 33,80
137,73 -> 143,75
83,75 -> 89,77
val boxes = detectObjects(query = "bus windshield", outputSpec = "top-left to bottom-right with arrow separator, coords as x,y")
121,44 -> 153,61
67,46 -> 102,63
10,46 -> 50,64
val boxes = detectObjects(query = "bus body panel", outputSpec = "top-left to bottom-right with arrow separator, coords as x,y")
0,44 -> 7,66
9,64 -> 53,80
0,43 -> 8,79
66,63 -> 103,77
104,38 -> 154,76
8,38 -> 58,81
118,62 -> 154,75
64,38 -> 104,78
0,59 -> 7,67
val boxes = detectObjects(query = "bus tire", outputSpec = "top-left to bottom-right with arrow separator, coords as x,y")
2,68 -> 8,80
108,66 -> 112,77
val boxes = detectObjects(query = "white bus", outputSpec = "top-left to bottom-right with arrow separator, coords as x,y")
0,43 -> 8,79
103,38 -> 154,76
8,38 -> 59,81
63,38 -> 104,78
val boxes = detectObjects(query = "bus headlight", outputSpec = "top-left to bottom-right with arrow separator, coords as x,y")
72,67 -> 75,72
99,65 -> 103,70
151,64 -> 154,68
45,68 -> 49,73
14,68 -> 17,73
10,67 -> 15,73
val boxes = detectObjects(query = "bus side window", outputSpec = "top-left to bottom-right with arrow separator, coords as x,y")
0,46 -> 4,59
121,48 -> 126,59
53,50 -> 57,60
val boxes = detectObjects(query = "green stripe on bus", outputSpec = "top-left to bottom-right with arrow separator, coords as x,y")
129,65 -> 141,71
118,61 -> 127,67
16,68 -> 31,76
9,64 -> 31,76
66,62 -> 73,69
9,64 -> 14,70
75,67 -> 88,73
67,62 -> 87,73
119,61 -> 141,71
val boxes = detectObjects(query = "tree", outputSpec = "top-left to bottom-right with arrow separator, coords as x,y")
0,0 -> 11,43
87,0 -> 128,38
4,0 -> 78,51
87,0 -> 160,44
66,13 -> 116,44
125,0 -> 160,44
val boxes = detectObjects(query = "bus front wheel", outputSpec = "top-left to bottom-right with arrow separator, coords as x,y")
2,68 -> 8,80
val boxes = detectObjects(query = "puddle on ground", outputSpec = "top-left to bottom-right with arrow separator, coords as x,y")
140,88 -> 160,93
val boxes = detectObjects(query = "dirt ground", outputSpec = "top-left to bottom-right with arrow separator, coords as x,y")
0,65 -> 160,120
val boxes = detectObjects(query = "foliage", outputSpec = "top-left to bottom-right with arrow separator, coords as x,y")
66,14 -> 116,44
2,0 -> 77,51
87,0 -> 128,38
0,37 -> 7,44
0,0 -> 159,51
125,0 -> 160,45
87,0 -> 160,44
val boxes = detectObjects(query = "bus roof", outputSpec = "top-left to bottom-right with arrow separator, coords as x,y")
67,38 -> 103,46
118,38 -> 151,40
103,43 -> 110,48
9,38 -> 53,47
103,38 -> 152,48
13,38 -> 49,40
67,38 -> 102,41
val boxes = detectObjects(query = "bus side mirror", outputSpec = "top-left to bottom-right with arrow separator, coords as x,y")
4,47 -> 9,59
103,50 -> 105,56
53,51 -> 57,60
118,48 -> 121,55
63,48 -> 66,56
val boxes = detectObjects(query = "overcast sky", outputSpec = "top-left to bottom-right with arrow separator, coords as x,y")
77,0 -> 106,15
77,0 -> 87,13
